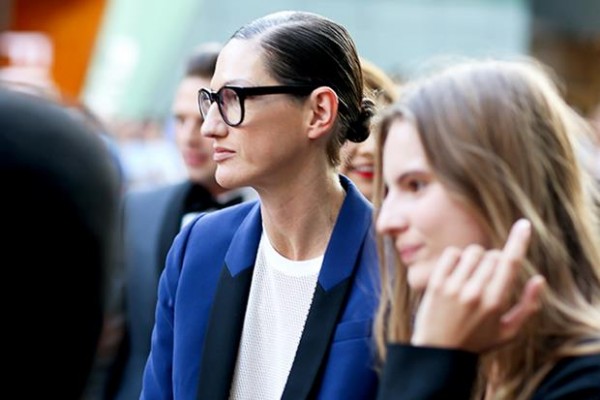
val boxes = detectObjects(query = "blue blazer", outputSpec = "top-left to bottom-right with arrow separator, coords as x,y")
141,176 -> 380,399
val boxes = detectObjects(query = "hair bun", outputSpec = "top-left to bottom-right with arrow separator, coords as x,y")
346,97 -> 375,143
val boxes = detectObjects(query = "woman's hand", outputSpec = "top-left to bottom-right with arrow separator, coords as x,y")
411,219 -> 545,353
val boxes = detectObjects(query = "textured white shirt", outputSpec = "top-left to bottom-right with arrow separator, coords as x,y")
229,232 -> 322,400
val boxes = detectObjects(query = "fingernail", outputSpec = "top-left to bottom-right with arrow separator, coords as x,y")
515,218 -> 531,232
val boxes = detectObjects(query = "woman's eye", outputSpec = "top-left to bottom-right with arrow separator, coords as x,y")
406,179 -> 426,192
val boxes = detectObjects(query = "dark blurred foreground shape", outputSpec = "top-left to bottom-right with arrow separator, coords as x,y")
0,88 -> 121,399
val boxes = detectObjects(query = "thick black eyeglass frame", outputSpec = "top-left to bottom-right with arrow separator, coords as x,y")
198,85 -> 317,127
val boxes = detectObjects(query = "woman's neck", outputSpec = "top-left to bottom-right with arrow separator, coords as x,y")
258,171 -> 345,260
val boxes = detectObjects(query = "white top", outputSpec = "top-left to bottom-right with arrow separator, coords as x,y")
229,231 -> 322,400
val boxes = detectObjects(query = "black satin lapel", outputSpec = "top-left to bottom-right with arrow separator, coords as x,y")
281,279 -> 352,400
197,264 -> 253,400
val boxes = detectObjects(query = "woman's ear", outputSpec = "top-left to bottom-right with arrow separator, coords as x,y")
306,86 -> 338,140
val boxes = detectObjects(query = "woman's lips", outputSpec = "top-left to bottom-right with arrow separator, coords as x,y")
398,245 -> 423,265
349,164 -> 374,179
213,147 -> 235,162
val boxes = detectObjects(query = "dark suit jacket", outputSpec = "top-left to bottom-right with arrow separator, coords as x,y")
377,344 -> 600,399
141,176 -> 380,399
112,181 -> 245,400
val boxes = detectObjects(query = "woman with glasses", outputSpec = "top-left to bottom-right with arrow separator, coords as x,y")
141,11 -> 380,400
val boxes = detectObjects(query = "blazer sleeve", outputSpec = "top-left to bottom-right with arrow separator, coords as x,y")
376,344 -> 478,400
532,354 -> 600,400
378,346 -> 600,400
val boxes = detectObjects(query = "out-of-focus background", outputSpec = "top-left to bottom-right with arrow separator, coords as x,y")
2,0 -> 599,190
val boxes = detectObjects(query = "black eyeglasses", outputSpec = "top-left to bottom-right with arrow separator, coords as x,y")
198,85 -> 316,127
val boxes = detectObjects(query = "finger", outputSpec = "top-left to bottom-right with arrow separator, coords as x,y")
460,250 -> 500,305
498,275 -> 545,342
428,246 -> 461,291
487,219 -> 532,303
502,218 -> 532,261
445,244 -> 485,294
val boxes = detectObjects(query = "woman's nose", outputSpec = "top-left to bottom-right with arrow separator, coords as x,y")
200,103 -> 226,138
376,194 -> 409,236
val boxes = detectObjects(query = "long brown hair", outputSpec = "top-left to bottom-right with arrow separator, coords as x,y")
373,58 -> 600,399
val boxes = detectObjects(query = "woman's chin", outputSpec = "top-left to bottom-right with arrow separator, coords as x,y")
215,170 -> 241,190
407,267 -> 431,292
